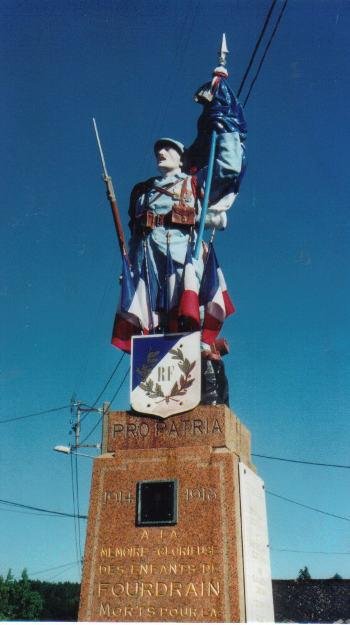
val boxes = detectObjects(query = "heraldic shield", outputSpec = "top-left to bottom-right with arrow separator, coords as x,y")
130,332 -> 201,418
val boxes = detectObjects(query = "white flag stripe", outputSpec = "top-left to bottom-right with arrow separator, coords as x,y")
217,266 -> 228,291
168,272 -> 178,309
183,261 -> 198,292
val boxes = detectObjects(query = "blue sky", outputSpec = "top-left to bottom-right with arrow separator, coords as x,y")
1,0 -> 349,584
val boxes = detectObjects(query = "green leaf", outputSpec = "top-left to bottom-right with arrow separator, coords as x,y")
171,381 -> 179,395
155,383 -> 164,397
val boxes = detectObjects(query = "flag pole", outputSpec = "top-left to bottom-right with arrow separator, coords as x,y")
165,231 -> 171,333
194,131 -> 217,259
143,238 -> 155,334
194,34 -> 229,260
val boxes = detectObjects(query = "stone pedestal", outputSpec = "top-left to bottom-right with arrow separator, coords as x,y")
78,406 -> 273,622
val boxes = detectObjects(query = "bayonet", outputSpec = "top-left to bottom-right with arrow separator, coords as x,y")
218,33 -> 229,68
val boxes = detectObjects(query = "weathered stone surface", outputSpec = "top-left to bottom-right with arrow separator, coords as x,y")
79,406 -> 256,622
239,463 -> 274,622
105,405 -> 255,472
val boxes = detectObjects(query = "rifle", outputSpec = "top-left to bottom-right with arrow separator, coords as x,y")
92,118 -> 130,266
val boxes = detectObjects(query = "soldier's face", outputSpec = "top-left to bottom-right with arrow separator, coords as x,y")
156,145 -> 182,174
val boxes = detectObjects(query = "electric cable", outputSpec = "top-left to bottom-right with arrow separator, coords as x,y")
74,451 -> 83,573
0,498 -> 87,519
237,0 -> 277,98
252,453 -> 350,469
79,352 -> 125,424
68,354 -> 125,574
243,0 -> 288,107
266,490 -> 350,523
90,351 -> 125,407
29,561 -> 80,576
78,414 -> 103,446
45,563 -> 80,582
0,405 -> 70,425
2,481 -> 350,527
138,1 -> 199,179
71,257 -> 117,400
79,365 -> 130,445
70,454 -> 82,578
109,366 -> 130,407
270,548 -> 350,555
0,506 -> 62,518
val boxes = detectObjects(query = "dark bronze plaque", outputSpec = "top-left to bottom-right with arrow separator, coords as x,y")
136,479 -> 178,526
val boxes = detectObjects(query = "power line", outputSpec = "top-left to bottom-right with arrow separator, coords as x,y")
0,506 -> 60,518
74,452 -> 82,572
71,258 -> 117,399
70,454 -> 82,579
270,548 -> 350,555
90,352 -> 125,408
243,0 -> 288,107
79,415 -> 103,445
252,453 -> 350,470
266,490 -> 350,523
237,0 -> 277,98
80,352 -> 126,424
0,404 -> 70,425
109,366 -> 130,407
0,498 -> 87,519
45,564 -> 79,583
29,561 -> 80,576
1,482 -> 349,531
69,359 -> 127,574
79,365 -> 129,445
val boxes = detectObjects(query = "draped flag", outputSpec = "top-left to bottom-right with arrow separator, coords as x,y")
159,238 -> 179,332
111,244 -> 159,352
136,243 -> 159,333
199,243 -> 235,345
111,253 -> 142,353
178,239 -> 200,331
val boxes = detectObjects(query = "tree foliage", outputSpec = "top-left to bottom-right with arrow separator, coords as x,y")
0,568 -> 43,620
298,566 -> 312,580
29,579 -> 80,621
0,569 -> 80,621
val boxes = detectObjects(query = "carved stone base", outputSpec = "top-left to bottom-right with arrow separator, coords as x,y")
78,406 -> 273,622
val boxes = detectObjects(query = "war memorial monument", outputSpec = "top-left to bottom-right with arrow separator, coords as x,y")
78,36 -> 275,623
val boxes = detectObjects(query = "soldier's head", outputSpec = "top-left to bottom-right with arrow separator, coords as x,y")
154,138 -> 185,176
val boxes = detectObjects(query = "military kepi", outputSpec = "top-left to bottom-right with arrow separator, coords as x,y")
154,138 -> 185,156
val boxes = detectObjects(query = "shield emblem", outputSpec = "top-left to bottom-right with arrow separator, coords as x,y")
131,332 -> 201,418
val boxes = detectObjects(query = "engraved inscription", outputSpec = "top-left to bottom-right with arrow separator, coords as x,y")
99,604 -> 217,619
89,472 -> 225,621
100,546 -> 147,558
104,490 -> 133,504
112,417 -> 223,439
185,487 -> 217,503
99,562 -> 216,576
100,543 -> 217,559
98,580 -> 220,598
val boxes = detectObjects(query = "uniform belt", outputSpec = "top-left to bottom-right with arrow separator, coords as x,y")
137,210 -> 195,230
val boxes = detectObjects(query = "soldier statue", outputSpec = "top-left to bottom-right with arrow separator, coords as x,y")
95,37 -> 247,407
124,64 -> 247,404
